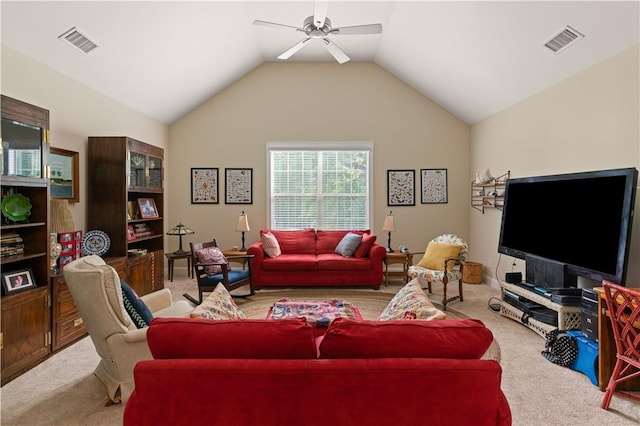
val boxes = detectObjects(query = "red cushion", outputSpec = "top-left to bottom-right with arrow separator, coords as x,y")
354,234 -> 377,258
264,229 -> 316,254
318,318 -> 493,359
147,317 -> 318,359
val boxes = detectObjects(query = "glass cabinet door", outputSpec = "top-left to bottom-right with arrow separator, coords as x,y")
129,151 -> 147,187
148,156 -> 162,188
1,118 -> 45,178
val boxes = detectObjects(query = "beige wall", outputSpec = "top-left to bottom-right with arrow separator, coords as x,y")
168,62 -> 470,254
1,46 -> 169,235
471,44 -> 640,287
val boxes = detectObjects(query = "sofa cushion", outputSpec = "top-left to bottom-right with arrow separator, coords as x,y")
317,254 -> 373,271
378,278 -> 446,321
260,231 -> 281,258
120,279 -> 153,328
190,283 -> 246,320
354,233 -> 376,258
334,232 -> 363,257
417,242 -> 463,271
318,318 -> 493,359
316,230 -> 370,254
261,254 -> 319,271
195,246 -> 228,275
267,229 -> 316,254
147,317 -> 318,359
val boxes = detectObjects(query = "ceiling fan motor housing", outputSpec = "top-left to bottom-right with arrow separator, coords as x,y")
303,15 -> 331,38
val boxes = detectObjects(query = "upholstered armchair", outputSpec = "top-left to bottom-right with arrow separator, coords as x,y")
63,255 -> 194,404
408,234 -> 468,310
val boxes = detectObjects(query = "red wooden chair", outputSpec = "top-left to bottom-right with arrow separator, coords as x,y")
601,280 -> 640,410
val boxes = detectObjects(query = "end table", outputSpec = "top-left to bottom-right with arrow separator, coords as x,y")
383,252 -> 414,286
165,252 -> 192,282
223,249 -> 249,269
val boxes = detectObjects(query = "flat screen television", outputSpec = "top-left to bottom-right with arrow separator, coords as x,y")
498,167 -> 638,288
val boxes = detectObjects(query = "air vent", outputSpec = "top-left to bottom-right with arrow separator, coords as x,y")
544,25 -> 584,53
58,27 -> 99,54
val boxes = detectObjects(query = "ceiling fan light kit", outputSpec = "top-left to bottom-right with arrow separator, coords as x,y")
254,9 -> 382,64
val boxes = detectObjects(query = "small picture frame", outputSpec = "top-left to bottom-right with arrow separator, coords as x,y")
421,168 -> 448,204
137,198 -> 159,219
127,225 -> 136,241
191,168 -> 219,204
225,168 -> 253,204
387,170 -> 415,206
2,268 -> 36,295
50,147 -> 80,202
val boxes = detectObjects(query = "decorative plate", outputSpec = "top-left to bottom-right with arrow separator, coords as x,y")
1,193 -> 32,221
82,230 -> 111,256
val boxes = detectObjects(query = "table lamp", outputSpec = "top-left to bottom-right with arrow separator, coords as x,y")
382,210 -> 395,253
235,211 -> 250,251
166,222 -> 194,255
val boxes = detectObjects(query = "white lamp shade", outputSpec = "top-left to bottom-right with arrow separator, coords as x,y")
236,213 -> 250,232
382,215 -> 395,232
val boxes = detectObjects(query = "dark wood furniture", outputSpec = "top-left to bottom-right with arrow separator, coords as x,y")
383,251 -> 414,285
165,252 -> 192,282
87,136 -> 164,295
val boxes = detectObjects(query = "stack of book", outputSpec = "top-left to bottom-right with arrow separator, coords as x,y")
133,223 -> 152,239
1,232 -> 25,257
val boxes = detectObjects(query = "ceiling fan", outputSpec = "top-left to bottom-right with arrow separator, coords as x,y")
253,2 -> 382,64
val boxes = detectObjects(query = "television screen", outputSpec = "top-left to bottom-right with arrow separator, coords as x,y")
498,167 -> 637,286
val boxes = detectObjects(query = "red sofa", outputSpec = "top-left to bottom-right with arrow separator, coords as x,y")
124,317 -> 512,426
247,229 -> 386,289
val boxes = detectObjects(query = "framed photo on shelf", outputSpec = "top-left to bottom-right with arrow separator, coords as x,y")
137,198 -> 159,219
191,168 -> 219,204
387,170 -> 415,206
2,268 -> 36,295
420,168 -> 448,204
225,168 -> 253,204
50,147 -> 80,202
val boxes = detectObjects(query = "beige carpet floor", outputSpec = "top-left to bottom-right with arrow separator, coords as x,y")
1,273 -> 639,425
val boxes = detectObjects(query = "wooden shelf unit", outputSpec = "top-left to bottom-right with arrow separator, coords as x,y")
471,171 -> 510,213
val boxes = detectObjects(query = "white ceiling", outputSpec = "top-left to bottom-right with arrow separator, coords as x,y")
2,1 -> 638,125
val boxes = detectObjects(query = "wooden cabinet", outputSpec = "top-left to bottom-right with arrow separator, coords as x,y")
51,273 -> 86,351
471,171 -> 510,213
87,137 -> 164,292
1,95 -> 51,385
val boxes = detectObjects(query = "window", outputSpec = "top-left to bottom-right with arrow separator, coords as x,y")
268,142 -> 372,230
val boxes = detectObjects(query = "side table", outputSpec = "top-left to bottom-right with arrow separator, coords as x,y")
165,252 -> 192,282
383,252 -> 414,286
223,249 -> 249,269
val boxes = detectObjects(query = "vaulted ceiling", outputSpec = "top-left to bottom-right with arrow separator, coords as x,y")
2,1 -> 638,125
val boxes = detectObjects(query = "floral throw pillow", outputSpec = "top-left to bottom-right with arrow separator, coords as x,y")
261,231 -> 282,258
378,278 -> 446,321
190,284 -> 247,320
195,247 -> 228,276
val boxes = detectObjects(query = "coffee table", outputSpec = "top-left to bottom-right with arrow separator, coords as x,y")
266,298 -> 363,334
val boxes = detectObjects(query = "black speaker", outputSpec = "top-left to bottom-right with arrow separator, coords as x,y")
505,272 -> 522,284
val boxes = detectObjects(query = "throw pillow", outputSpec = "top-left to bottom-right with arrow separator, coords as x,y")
195,247 -> 228,275
120,279 -> 153,328
334,232 -> 363,257
354,233 -> 377,258
261,231 -> 281,258
416,242 -> 463,271
190,283 -> 247,320
378,278 -> 446,321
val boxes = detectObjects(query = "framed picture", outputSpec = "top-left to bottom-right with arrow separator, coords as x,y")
225,168 -> 253,204
137,198 -> 159,219
421,168 -> 448,204
191,168 -> 219,204
50,147 -> 80,202
387,170 -> 415,206
127,224 -> 136,241
2,268 -> 36,295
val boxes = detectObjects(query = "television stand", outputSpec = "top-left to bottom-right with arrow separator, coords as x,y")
500,282 -> 582,338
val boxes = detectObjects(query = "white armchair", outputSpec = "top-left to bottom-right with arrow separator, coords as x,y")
63,255 -> 194,403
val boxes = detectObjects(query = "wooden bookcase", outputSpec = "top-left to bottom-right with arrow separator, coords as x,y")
87,136 -> 164,294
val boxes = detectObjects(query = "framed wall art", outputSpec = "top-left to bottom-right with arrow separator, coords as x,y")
225,168 -> 253,204
2,268 -> 36,295
137,198 -> 159,219
421,168 -> 448,204
50,147 -> 79,202
191,168 -> 219,204
387,170 -> 415,206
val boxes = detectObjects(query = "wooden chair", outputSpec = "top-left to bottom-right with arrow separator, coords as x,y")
601,280 -> 640,410
190,239 -> 255,303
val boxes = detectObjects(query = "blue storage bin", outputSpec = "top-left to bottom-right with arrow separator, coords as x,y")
567,330 -> 598,386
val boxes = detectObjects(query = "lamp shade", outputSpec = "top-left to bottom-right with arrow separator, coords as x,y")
166,223 -> 195,236
236,211 -> 250,232
382,213 -> 395,232
50,199 -> 76,233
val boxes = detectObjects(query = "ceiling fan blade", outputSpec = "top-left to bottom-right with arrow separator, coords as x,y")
253,20 -> 302,31
332,23 -> 383,35
323,39 -> 350,64
313,1 -> 329,29
278,38 -> 312,60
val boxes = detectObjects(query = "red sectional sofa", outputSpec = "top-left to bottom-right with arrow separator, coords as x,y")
247,228 -> 386,289
124,317 -> 512,426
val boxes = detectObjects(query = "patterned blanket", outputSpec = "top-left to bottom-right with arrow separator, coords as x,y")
268,299 -> 362,327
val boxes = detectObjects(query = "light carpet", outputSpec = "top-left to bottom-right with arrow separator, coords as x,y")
1,274 -> 639,425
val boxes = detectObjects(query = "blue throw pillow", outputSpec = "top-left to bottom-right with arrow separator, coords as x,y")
120,279 -> 153,328
334,232 -> 363,257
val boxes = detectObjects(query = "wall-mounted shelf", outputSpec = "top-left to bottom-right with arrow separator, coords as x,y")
471,170 -> 510,213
